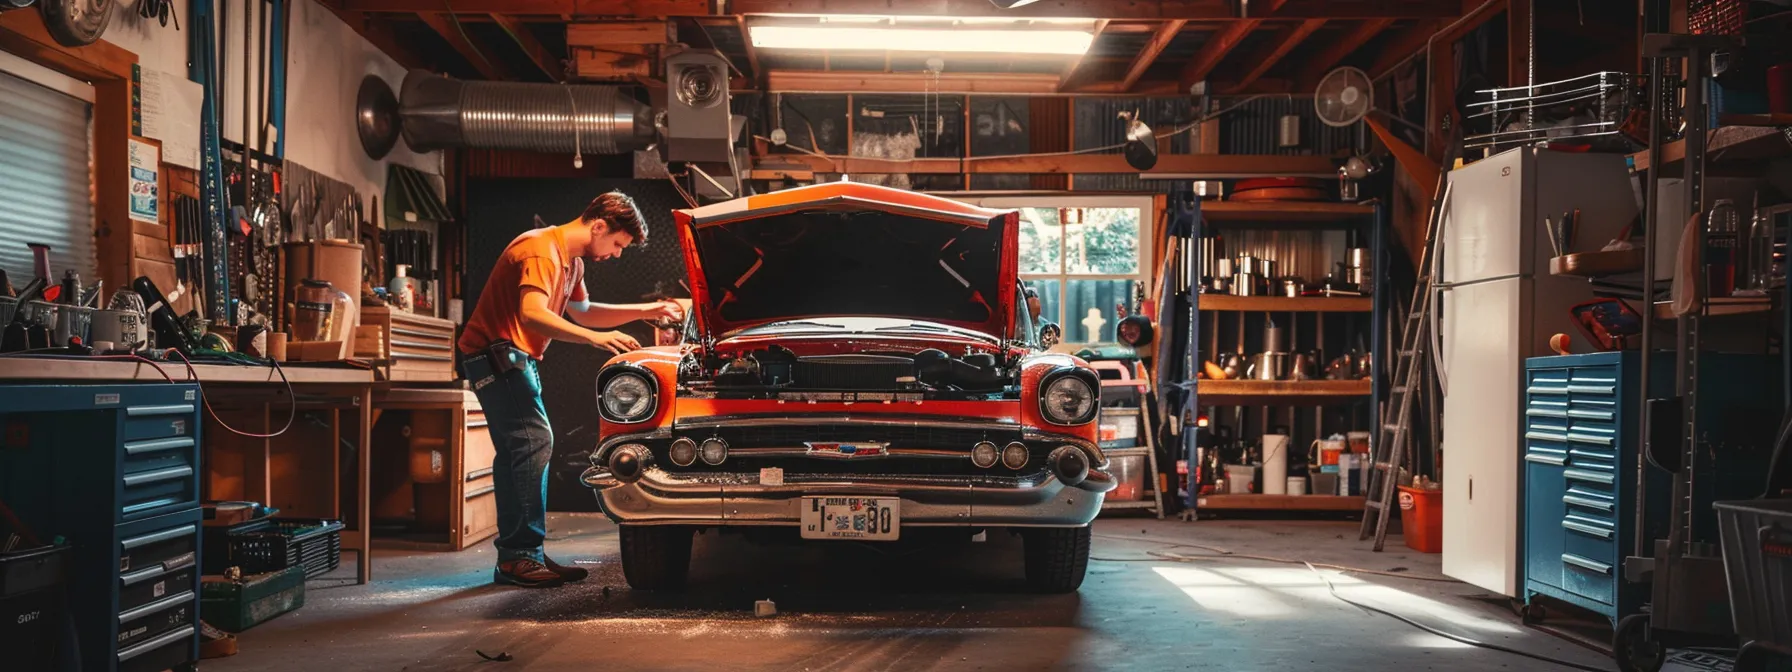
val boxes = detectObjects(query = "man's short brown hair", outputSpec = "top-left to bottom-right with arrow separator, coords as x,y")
580,191 -> 647,244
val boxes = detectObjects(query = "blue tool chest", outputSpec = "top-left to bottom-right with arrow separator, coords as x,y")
0,383 -> 203,672
1521,352 -> 1779,625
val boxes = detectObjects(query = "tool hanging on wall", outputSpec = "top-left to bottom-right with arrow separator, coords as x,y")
190,0 -> 230,322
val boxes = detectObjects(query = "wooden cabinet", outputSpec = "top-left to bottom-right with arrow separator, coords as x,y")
370,389 -> 497,551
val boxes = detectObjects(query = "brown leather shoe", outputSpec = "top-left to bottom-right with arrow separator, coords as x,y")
544,556 -> 589,583
494,559 -> 565,588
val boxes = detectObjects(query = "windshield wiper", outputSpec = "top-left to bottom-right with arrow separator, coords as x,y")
874,323 -> 949,332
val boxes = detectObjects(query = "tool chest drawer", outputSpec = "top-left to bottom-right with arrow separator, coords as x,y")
0,384 -> 203,672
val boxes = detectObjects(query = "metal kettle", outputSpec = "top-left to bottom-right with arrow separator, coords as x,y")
1246,352 -> 1286,381
1289,351 -> 1318,381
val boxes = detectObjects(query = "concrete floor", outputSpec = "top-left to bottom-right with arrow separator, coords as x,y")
206,514 -> 1650,672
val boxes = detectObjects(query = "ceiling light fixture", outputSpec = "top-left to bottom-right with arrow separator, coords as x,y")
988,0 -> 1043,7
749,25 -> 1093,56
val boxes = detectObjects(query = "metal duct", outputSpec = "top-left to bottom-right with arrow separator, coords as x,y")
393,70 -> 656,155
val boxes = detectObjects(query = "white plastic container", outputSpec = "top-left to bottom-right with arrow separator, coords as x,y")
1225,465 -> 1256,494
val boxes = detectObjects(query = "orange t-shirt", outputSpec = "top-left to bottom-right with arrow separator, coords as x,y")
458,226 -> 587,360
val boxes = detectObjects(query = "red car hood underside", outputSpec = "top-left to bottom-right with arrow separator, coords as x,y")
675,182 -> 1019,341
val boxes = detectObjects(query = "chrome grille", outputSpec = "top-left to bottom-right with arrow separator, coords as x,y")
703,423 -> 1021,449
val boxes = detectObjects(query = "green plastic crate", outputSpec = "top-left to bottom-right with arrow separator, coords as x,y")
201,565 -> 306,632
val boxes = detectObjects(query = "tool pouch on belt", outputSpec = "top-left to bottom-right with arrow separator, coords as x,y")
461,340 -> 526,391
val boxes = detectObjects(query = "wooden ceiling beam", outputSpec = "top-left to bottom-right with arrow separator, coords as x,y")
1295,17 -> 1393,89
766,70 -> 1061,94
756,152 -> 1338,175
1119,19 -> 1187,92
737,15 -> 763,84
418,12 -> 514,80
339,0 -> 1462,20
1224,18 -> 1324,94
329,11 -> 429,71
1180,20 -> 1258,87
1057,18 -> 1109,92
1366,19 -> 1447,78
491,14 -> 563,81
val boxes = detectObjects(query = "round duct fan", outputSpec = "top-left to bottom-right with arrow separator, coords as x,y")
1314,66 -> 1374,128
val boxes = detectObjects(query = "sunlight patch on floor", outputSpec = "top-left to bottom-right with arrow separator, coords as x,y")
1151,564 -> 1519,635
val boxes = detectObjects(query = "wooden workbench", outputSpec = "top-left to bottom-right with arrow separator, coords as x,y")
0,356 -> 381,584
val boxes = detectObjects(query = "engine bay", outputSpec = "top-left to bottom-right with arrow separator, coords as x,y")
681,345 -> 1021,400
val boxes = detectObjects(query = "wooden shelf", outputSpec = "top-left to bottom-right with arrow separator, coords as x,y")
1629,126 -> 1791,174
1549,249 -> 1644,278
1195,494 -> 1365,512
1200,200 -> 1375,223
1719,113 -> 1792,127
1197,379 -> 1372,406
1199,295 -> 1372,312
1652,296 -> 1774,319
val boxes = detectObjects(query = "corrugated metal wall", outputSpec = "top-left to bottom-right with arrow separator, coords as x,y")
1072,97 -> 1194,193
1215,95 -> 1360,156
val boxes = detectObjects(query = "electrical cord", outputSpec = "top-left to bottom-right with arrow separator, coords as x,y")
1302,561 -> 1611,672
440,0 -> 500,78
169,349 -> 297,439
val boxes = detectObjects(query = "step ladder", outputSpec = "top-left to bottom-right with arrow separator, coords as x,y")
1095,360 -> 1165,518
1358,177 -> 1453,551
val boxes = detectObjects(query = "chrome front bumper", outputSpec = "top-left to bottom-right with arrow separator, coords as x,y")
582,465 -> 1115,528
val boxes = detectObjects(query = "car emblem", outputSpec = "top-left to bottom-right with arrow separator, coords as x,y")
804,442 -> 890,459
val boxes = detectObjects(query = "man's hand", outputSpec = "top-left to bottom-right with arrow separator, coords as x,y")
642,300 -> 684,324
587,330 -> 641,354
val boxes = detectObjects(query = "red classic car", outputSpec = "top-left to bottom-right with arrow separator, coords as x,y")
582,181 -> 1114,593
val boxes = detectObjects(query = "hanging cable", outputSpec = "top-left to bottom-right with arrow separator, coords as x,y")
170,349 -> 297,439
563,83 -> 584,169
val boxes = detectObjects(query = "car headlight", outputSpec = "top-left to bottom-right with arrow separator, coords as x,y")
600,372 -> 656,423
1040,373 -> 1096,425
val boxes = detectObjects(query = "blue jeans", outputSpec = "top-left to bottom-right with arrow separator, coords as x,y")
464,355 -> 552,564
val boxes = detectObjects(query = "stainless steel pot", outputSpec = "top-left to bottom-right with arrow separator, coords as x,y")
1281,278 -> 1304,297
1246,352 -> 1286,381
1231,273 -> 1259,296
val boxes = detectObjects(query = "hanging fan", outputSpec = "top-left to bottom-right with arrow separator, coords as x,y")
1316,67 -> 1374,128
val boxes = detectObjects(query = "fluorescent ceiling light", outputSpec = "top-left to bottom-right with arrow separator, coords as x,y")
750,25 -> 1093,56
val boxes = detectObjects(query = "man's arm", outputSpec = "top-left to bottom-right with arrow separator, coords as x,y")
567,300 -> 683,329
518,288 -> 640,354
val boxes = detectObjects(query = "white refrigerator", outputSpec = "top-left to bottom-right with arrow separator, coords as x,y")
1439,147 -> 1638,596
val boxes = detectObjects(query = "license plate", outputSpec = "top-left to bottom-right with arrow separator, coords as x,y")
800,497 -> 899,541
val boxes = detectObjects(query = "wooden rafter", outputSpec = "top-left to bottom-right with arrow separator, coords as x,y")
1180,20 -> 1258,86
1119,19 -> 1187,92
1366,19 -> 1446,77
1295,18 -> 1393,89
737,15 -> 762,84
340,0 -> 1462,20
1225,18 -> 1324,94
331,11 -> 429,71
1058,18 -> 1109,92
491,14 -> 562,81
418,12 -> 512,80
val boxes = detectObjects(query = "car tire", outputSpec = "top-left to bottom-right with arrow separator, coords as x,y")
1022,525 -> 1091,594
619,525 -> 694,591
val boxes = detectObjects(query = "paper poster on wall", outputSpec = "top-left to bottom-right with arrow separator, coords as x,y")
129,139 -> 159,224
135,67 -> 204,169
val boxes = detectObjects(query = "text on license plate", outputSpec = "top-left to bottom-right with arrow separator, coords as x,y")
800,497 -> 899,541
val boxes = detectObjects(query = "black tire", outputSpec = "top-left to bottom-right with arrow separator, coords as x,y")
1022,525 -> 1091,594
1613,614 -> 1666,672
619,525 -> 693,591
1732,641 -> 1784,672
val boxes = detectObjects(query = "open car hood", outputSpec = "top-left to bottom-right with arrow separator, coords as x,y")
675,182 -> 1019,341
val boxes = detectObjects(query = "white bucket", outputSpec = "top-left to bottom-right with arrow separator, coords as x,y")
1286,476 -> 1307,495
1225,464 -> 1256,494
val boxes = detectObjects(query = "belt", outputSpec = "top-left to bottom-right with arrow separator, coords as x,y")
459,340 -> 528,391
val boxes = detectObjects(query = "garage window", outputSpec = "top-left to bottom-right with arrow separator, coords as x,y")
0,51 -> 96,283
967,197 -> 1152,344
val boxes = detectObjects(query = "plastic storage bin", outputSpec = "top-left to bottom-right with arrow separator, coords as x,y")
224,519 -> 345,578
1398,486 -> 1443,553
1715,499 -> 1792,668
1109,455 -> 1147,501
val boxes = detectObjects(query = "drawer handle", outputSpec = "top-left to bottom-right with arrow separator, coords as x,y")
121,524 -> 197,550
467,419 -> 489,429
117,625 -> 197,663
1567,410 -> 1615,420
1526,385 -> 1569,395
1563,518 -> 1615,539
1562,553 -> 1613,574
1563,494 -> 1615,512
122,497 -> 185,515
119,550 -> 196,586
1567,432 -> 1615,446
1525,409 -> 1569,419
1568,449 -> 1616,462
1525,430 -> 1569,442
123,466 -> 194,487
391,338 -> 455,351
119,590 -> 196,623
1567,385 -> 1615,395
126,403 -> 196,417
1565,469 -> 1615,485
124,437 -> 195,455
467,467 -> 494,481
466,484 -> 497,499
390,326 -> 450,339
1525,453 -> 1568,466
392,352 -> 457,362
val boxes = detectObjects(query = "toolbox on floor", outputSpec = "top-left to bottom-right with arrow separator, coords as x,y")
1715,499 -> 1792,656
201,565 -> 307,632
1,544 -> 71,670
214,518 -> 345,578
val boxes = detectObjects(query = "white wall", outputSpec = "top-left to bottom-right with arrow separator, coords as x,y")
102,0 -> 440,201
